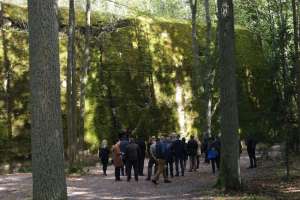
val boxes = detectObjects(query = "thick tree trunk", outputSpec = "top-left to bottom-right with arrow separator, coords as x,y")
67,0 -> 77,167
217,0 -> 241,190
28,0 -> 67,199
292,0 -> 300,153
79,0 -> 91,151
98,38 -> 120,142
1,3 -> 12,139
189,0 -> 204,134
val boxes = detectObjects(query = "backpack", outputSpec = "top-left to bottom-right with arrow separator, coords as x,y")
207,149 -> 218,160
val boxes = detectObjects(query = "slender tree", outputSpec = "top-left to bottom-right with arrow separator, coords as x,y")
67,0 -> 77,167
28,0 -> 67,199
217,0 -> 241,190
1,3 -> 12,139
292,0 -> 300,152
189,0 -> 200,93
79,0 -> 91,151
204,0 -> 213,136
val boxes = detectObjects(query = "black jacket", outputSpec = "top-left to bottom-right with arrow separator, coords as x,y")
125,142 -> 141,161
136,139 -> 146,158
187,139 -> 198,156
173,139 -> 184,158
99,147 -> 110,163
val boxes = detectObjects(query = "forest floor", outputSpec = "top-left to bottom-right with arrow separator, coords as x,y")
0,153 -> 300,200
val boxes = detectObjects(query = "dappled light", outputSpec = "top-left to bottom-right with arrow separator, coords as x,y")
1,0 -> 300,199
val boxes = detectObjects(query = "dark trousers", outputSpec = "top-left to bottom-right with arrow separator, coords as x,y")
138,156 -> 145,175
101,161 -> 108,175
115,167 -> 121,180
121,158 -> 126,176
211,156 -> 220,174
196,155 -> 200,169
248,152 -> 257,168
183,156 -> 187,170
189,155 -> 197,171
165,159 -> 174,177
126,160 -> 138,181
147,158 -> 157,179
175,157 -> 184,176
204,151 -> 209,163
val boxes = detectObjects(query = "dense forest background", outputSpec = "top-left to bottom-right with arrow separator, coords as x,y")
0,0 -> 298,163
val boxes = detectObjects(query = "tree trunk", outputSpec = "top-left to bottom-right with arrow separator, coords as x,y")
67,0 -> 77,167
79,0 -> 91,151
217,0 -> 241,190
1,3 -> 12,139
204,0 -> 213,137
107,69 -> 120,142
189,0 -> 200,94
28,0 -> 67,199
292,0 -> 300,154
189,0 -> 204,134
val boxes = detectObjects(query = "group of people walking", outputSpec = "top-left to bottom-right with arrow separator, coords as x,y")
98,131 -> 228,184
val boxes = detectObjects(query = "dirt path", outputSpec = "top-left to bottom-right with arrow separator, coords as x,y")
0,154 -> 262,200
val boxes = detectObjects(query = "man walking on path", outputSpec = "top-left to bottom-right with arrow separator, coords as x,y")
165,136 -> 174,178
136,138 -> 146,176
246,136 -> 257,168
207,136 -> 221,174
146,136 -> 157,180
173,135 -> 185,176
152,136 -> 171,184
182,137 -> 188,169
120,134 -> 129,176
187,135 -> 198,172
125,138 -> 141,181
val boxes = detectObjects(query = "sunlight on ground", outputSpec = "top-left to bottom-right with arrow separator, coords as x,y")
283,186 -> 300,193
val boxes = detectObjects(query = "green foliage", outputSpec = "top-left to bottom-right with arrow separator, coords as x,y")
0,3 -> 266,152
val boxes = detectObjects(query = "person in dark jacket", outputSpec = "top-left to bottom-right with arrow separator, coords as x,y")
182,137 -> 188,170
120,134 -> 129,176
202,134 -> 210,164
165,136 -> 174,178
187,135 -> 198,172
125,138 -> 141,181
173,135 -> 185,176
99,139 -> 110,176
146,136 -> 157,180
152,136 -> 171,184
136,138 -> 146,176
246,136 -> 257,168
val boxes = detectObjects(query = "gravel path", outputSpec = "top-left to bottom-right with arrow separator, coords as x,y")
0,154 -> 253,200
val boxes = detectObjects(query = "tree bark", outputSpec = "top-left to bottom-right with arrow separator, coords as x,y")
204,0 -> 213,137
79,0 -> 91,151
189,0 -> 200,94
217,0 -> 241,190
189,0 -> 204,134
67,0 -> 77,167
1,3 -> 12,139
28,0 -> 67,199
292,0 -> 300,154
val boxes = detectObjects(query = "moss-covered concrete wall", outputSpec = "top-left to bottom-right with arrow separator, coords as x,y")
0,3 -> 267,151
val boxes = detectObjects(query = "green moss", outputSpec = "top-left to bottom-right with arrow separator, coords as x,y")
0,4 -> 266,150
